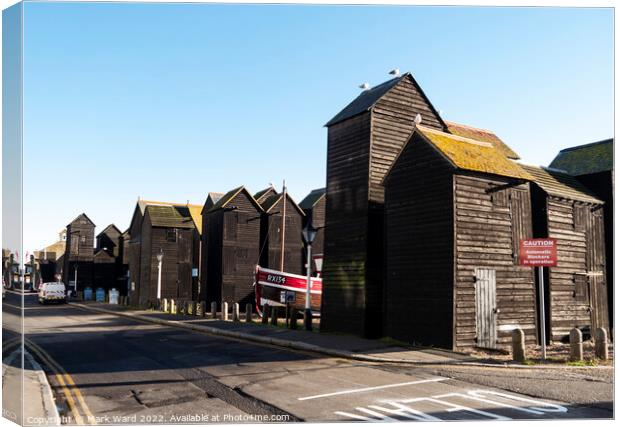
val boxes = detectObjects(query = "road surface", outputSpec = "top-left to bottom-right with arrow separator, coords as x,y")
2,290 -> 613,424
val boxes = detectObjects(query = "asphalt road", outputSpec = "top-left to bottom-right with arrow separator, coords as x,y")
2,291 -> 614,424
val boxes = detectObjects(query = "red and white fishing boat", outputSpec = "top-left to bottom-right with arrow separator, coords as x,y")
254,265 -> 322,315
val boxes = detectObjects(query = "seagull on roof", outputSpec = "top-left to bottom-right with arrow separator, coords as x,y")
414,113 -> 422,125
359,82 -> 370,90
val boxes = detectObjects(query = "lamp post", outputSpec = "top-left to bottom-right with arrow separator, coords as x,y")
302,221 -> 317,331
156,249 -> 164,300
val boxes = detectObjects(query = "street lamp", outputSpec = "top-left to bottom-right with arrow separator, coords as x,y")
302,221 -> 318,331
156,248 -> 164,300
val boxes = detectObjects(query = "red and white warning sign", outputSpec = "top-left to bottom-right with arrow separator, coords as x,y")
519,238 -> 557,267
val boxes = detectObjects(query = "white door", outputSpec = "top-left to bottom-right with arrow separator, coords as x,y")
475,268 -> 497,349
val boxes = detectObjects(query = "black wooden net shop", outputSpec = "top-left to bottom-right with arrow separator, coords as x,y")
522,164 -> 609,342
383,125 -> 538,351
202,186 -> 263,307
321,72 -> 447,338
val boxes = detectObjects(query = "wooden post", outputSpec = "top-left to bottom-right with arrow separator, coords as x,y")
162,298 -> 168,313
221,302 -> 229,321
290,308 -> 298,330
569,328 -> 583,362
232,303 -> 240,322
245,303 -> 253,323
511,328 -> 525,363
594,327 -> 608,360
191,301 -> 197,316
262,304 -> 270,325
211,301 -> 217,318
270,306 -> 278,326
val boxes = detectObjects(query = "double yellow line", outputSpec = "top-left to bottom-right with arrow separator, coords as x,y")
2,336 -> 96,425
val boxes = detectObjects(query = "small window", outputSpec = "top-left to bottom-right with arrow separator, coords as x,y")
574,275 -> 588,301
166,229 -> 177,242
573,203 -> 587,231
80,235 -> 86,243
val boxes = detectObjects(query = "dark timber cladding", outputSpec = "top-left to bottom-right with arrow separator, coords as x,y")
522,164 -> 608,341
322,72 -> 446,338
299,188 -> 326,273
549,139 -> 614,329
203,186 -> 263,307
384,126 -> 537,351
138,204 -> 201,307
63,213 -> 95,291
259,192 -> 305,275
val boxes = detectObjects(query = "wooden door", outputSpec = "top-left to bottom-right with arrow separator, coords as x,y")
586,209 -> 609,332
177,229 -> 192,299
475,268 -> 498,349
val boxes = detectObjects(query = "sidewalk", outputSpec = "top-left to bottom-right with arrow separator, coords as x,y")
2,347 -> 61,426
69,301 -> 498,366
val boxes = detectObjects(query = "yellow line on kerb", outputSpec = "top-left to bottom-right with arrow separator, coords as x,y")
25,339 -> 97,425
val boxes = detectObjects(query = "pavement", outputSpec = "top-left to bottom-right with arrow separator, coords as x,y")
67,301 -> 485,366
2,343 -> 61,426
1,291 -> 614,423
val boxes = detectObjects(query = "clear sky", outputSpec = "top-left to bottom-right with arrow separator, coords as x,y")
20,2 -> 613,252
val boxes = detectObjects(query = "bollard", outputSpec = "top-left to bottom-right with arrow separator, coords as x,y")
170,299 -> 176,314
211,301 -> 217,318
162,298 -> 168,313
196,302 -> 204,317
594,327 -> 608,360
262,304 -> 270,325
569,327 -> 583,362
290,308 -> 298,330
232,303 -> 240,322
245,303 -> 253,323
270,306 -> 278,326
221,302 -> 229,321
511,328 -> 526,363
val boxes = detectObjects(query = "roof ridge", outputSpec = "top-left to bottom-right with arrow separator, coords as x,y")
445,120 -> 495,135
559,138 -> 613,153
418,125 -> 494,148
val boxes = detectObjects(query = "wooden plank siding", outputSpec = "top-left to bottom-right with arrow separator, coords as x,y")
542,197 -> 608,340
203,190 -> 262,308
63,214 -> 96,291
259,195 -> 305,275
321,112 -> 373,337
384,134 -> 455,348
576,170 -> 613,328
128,205 -> 144,304
454,174 -> 537,350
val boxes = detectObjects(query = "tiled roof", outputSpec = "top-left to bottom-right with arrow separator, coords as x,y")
254,186 -> 277,204
325,75 -> 404,127
520,164 -> 603,204
418,126 -> 533,180
260,192 -> 306,216
299,188 -> 326,210
207,186 -> 264,214
145,205 -> 197,229
549,139 -> 613,176
200,192 -> 225,215
445,121 -> 520,160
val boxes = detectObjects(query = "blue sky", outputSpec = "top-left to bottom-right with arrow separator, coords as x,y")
20,2 -> 613,252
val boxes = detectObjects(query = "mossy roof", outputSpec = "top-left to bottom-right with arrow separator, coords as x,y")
145,205 -> 197,229
445,121 -> 520,160
299,188 -> 326,210
417,126 -> 533,180
549,139 -> 613,176
187,206 -> 203,235
519,164 -> 603,204
97,224 -> 121,238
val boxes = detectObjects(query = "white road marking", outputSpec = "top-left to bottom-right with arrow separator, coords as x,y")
298,378 -> 447,401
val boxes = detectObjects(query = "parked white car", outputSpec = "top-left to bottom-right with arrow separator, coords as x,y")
38,282 -> 67,304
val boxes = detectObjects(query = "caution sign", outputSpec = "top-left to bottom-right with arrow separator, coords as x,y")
519,238 -> 557,267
